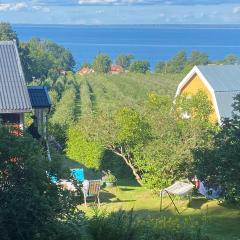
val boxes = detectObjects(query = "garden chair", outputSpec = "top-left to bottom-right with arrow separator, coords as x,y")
82,180 -> 101,207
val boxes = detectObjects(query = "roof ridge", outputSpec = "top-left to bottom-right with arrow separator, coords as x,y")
215,90 -> 240,92
0,40 -> 17,45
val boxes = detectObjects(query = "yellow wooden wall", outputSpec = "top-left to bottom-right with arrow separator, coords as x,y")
180,73 -> 218,122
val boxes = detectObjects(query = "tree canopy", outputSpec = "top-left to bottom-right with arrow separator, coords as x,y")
129,61 -> 150,74
93,53 -> 112,73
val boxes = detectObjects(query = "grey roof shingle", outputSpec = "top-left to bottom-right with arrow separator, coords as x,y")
197,65 -> 240,119
27,86 -> 51,108
197,65 -> 240,92
0,41 -> 32,113
215,91 -> 240,119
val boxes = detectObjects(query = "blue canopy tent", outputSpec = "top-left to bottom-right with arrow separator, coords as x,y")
71,168 -> 85,182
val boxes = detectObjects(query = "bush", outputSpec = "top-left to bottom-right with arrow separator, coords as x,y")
50,87 -> 77,126
87,209 -> 209,240
194,96 -> 240,204
116,54 -> 134,69
0,126 -> 84,240
66,127 -> 104,170
129,61 -> 150,74
93,53 -> 112,73
87,209 -> 137,240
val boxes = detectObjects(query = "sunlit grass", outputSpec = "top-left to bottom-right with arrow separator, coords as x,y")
79,179 -> 240,240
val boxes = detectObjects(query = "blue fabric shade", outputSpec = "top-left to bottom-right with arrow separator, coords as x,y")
71,168 -> 84,182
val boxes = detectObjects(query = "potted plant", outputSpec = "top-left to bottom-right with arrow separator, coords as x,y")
102,170 -> 117,187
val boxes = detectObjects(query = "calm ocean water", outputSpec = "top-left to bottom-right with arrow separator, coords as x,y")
13,24 -> 240,69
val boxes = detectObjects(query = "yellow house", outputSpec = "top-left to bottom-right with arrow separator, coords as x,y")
175,65 -> 240,124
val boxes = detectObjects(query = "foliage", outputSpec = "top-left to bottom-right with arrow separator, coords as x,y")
194,95 -> 240,204
129,60 -> 150,74
102,170 -> 117,183
66,126 -> 104,170
167,51 -> 187,73
87,209 -> 209,240
155,61 -> 166,73
20,38 -> 75,81
80,62 -> 92,69
134,92 -> 215,189
79,79 -> 93,116
93,53 -> 112,73
87,209 -> 138,240
50,86 -> 77,126
189,51 -> 209,66
0,126 -> 83,240
116,54 -> 134,69
223,54 -> 239,65
0,22 -> 18,42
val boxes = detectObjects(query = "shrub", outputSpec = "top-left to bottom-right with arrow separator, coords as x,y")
66,127 -> 104,170
129,60 -> 150,74
87,209 -> 209,240
87,209 -> 137,240
93,53 -> 112,73
0,126 -> 84,240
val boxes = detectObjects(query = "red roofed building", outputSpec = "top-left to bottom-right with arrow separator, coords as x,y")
110,64 -> 124,74
78,67 -> 94,76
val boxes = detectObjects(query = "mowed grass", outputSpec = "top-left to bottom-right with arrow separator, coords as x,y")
79,179 -> 240,240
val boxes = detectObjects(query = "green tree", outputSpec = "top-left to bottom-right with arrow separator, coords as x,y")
0,126 -> 83,240
167,51 -> 187,73
129,61 -> 150,74
66,108 -> 152,182
50,87 -> 77,126
93,53 -> 112,73
134,92 -> 215,189
116,54 -> 134,69
66,127 -> 104,169
155,61 -> 166,73
21,38 -> 75,81
194,95 -> 240,204
189,51 -> 209,66
80,63 -> 92,69
0,22 -> 18,42
223,54 -> 239,65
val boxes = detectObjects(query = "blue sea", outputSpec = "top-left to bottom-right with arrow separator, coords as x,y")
13,24 -> 240,69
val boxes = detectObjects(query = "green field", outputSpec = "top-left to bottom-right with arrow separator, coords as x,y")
75,72 -> 183,115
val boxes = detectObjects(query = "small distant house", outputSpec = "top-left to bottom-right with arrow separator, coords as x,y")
110,64 -> 124,74
0,41 -> 51,138
176,65 -> 240,124
78,67 -> 94,76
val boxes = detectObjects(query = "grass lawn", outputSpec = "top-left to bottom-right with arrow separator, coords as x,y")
79,179 -> 240,240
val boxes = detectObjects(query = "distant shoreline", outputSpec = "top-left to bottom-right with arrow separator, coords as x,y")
11,24 -> 240,29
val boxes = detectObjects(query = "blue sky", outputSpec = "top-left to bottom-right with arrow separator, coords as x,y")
1,0 -> 240,24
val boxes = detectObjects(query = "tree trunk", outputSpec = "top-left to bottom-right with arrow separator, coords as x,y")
108,145 -> 142,185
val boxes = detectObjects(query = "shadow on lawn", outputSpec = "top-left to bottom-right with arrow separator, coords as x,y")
100,190 -> 136,204
188,197 -> 209,209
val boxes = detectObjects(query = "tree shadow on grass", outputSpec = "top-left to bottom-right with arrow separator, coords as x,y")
188,197 -> 209,209
100,190 -> 136,204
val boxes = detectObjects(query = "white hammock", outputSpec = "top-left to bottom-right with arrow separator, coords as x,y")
162,181 -> 194,196
160,180 -> 194,214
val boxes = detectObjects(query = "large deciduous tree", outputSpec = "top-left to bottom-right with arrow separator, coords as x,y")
0,126 -> 83,240
93,53 -> 112,73
116,54 -> 134,69
129,61 -> 150,74
194,95 -> 240,204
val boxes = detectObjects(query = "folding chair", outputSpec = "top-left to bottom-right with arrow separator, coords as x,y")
82,180 -> 101,207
